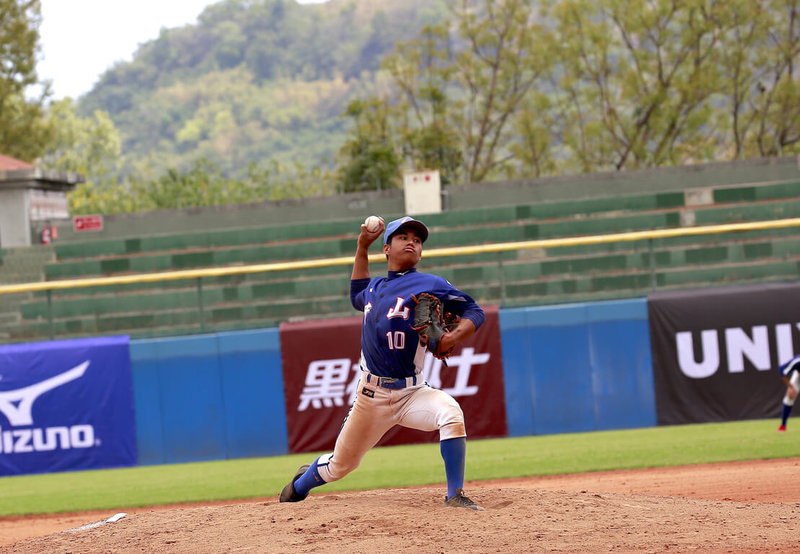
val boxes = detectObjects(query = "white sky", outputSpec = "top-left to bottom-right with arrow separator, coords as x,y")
38,0 -> 328,100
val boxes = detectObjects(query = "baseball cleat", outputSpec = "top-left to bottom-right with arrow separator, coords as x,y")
778,424 -> 787,432
444,489 -> 484,511
279,464 -> 310,503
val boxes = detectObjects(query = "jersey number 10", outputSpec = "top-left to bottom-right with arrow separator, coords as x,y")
386,331 -> 406,350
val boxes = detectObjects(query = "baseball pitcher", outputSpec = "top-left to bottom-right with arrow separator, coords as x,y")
280,216 -> 486,509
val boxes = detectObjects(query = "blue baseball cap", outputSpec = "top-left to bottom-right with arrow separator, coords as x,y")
383,216 -> 429,245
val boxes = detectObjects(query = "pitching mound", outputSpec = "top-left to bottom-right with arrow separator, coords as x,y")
5,458 -> 800,553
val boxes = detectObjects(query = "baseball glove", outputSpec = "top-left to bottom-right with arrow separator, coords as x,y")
411,293 -> 459,360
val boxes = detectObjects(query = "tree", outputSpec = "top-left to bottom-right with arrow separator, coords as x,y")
744,0 -> 800,157
547,0 -> 722,172
337,99 -> 402,192
353,0 -> 800,180
383,25 -> 464,185
711,0 -> 772,159
36,99 -> 124,216
705,0 -> 800,160
0,0 -> 51,161
384,0 -> 551,184
39,98 -> 121,177
509,93 -> 558,178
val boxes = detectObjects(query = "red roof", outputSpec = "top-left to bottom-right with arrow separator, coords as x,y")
0,154 -> 35,170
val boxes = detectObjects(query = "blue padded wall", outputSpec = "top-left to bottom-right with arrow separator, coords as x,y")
499,299 -> 656,437
128,299 -> 655,465
130,328 -> 287,464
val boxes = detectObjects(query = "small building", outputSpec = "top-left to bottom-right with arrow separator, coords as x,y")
0,154 -> 83,247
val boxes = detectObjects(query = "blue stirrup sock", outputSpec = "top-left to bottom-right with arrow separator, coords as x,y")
440,437 -> 466,499
293,456 -> 327,497
782,403 -> 793,426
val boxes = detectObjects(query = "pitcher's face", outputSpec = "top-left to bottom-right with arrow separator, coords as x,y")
384,228 -> 423,271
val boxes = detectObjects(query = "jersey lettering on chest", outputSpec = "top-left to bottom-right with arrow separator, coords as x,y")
386,297 -> 410,320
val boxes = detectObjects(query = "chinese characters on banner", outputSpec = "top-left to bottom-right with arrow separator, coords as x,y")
280,306 -> 507,454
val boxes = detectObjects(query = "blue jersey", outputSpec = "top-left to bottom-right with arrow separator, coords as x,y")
779,355 -> 800,379
350,268 -> 485,379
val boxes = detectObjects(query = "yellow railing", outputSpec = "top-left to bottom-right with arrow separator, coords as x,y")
0,218 -> 800,294
2,217 -> 800,296
1,217 -> 799,340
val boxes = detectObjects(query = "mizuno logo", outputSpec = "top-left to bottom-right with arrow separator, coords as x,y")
0,361 -> 89,426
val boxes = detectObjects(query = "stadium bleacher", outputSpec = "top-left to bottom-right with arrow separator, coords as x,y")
2,178 -> 799,342
0,246 -> 56,341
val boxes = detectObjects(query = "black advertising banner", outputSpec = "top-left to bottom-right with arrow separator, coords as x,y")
648,282 -> 800,425
280,306 -> 507,454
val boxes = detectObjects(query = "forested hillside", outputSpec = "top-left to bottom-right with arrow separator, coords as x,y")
76,0 -> 448,178
5,0 -> 797,215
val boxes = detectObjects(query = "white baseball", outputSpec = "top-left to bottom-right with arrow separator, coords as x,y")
364,215 -> 381,232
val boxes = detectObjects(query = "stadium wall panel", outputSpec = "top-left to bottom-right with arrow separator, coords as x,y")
126,299 -> 655,464
499,299 -> 656,437
129,328 -> 287,465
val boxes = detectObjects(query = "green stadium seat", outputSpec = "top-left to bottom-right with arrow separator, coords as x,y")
4,178 -> 799,342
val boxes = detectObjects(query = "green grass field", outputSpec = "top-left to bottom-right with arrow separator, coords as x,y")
1,419 -> 797,517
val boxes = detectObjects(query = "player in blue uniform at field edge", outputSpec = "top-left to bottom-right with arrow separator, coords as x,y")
280,216 -> 486,509
777,354 -> 800,432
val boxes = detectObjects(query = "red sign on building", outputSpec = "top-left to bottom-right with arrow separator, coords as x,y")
280,306 -> 508,454
73,215 -> 104,232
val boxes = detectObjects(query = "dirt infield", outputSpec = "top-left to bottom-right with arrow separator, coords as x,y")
4,458 -> 800,553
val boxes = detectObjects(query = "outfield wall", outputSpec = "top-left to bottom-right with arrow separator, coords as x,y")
130,329 -> 286,465
499,299 -> 656,437
127,298 -> 656,465
1,283 -> 793,474
126,282 -> 793,466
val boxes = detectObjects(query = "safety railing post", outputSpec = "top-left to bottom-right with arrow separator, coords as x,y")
649,238 -> 656,291
197,278 -> 206,332
47,289 -> 54,340
498,254 -> 507,306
